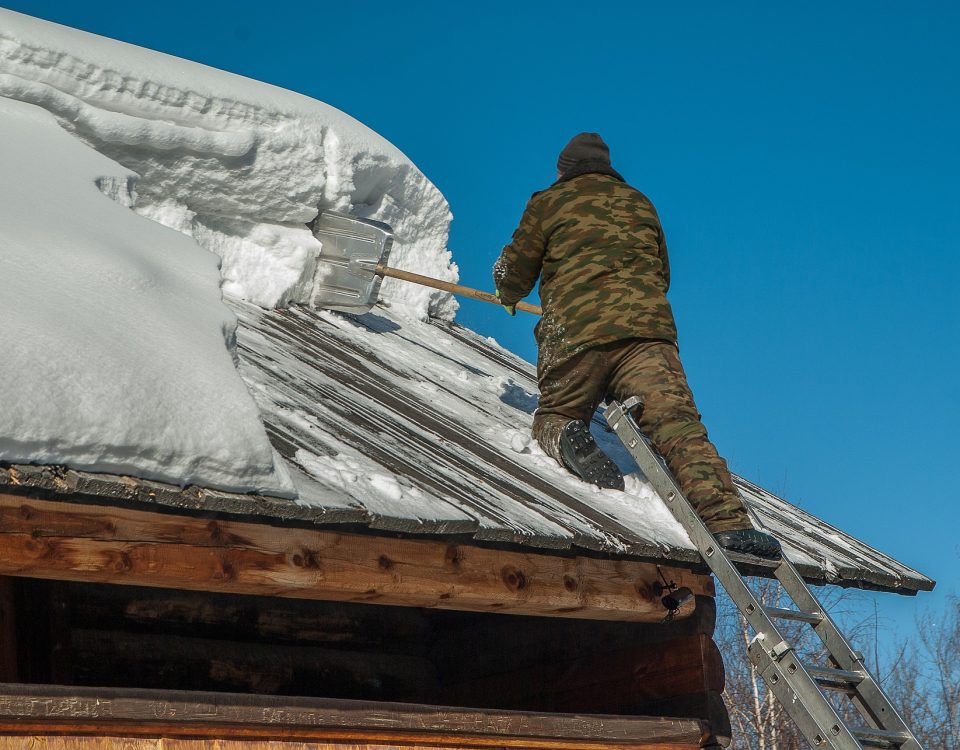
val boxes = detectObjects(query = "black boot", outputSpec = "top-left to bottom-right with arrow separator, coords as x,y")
558,420 -> 624,491
714,529 -> 783,560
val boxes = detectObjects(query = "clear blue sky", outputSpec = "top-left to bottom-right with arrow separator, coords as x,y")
8,1 -> 957,642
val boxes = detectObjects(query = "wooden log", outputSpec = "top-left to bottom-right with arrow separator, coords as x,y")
443,634 -> 723,714
549,634 -> 724,712
48,582 -> 73,685
430,595 -> 717,682
68,629 -> 439,701
0,579 -> 15,682
0,683 -> 709,749
65,581 -> 432,653
9,578 -> 60,684
0,494 -> 711,622
629,691 -> 731,748
0,733 -> 702,750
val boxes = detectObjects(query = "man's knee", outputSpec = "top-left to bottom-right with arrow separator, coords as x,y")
643,407 -> 707,452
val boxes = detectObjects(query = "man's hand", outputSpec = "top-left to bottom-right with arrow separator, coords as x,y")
495,289 -> 516,316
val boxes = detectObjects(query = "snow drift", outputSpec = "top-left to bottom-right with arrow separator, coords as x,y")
0,8 -> 454,492
0,95 -> 291,492
0,8 -> 456,318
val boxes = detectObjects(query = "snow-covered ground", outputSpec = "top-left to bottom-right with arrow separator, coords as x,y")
0,9 -> 455,492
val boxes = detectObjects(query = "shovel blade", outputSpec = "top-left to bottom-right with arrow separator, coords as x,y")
310,211 -> 393,313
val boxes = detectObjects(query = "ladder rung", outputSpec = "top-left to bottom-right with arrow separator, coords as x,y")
851,726 -> 912,746
806,664 -> 865,691
764,605 -> 823,624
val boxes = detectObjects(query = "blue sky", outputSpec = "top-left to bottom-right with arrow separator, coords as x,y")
7,2 -> 957,643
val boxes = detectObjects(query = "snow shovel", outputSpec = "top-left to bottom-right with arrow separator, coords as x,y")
309,211 -> 542,316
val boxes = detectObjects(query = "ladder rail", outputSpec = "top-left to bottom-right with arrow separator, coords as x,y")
602,399 -> 924,750
774,557 -> 918,741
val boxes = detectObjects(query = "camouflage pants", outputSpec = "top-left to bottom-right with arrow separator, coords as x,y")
533,338 -> 751,533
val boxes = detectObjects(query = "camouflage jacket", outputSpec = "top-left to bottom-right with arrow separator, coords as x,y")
493,171 -> 678,377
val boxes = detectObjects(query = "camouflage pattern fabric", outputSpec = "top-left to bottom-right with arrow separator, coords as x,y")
494,173 -> 678,378
533,338 -> 751,534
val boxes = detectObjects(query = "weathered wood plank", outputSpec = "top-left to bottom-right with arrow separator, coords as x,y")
0,494 -> 711,622
630,691 -> 731,748
0,684 -> 708,748
0,579 -> 15,682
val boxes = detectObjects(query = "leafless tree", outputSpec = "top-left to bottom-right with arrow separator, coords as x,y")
716,580 -> 873,749
884,595 -> 960,749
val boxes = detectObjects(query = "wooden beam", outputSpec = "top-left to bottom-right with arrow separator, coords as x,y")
0,579 -> 15,682
444,633 -> 723,714
0,735 -> 702,750
68,628 -> 439,700
66,582 -> 433,652
0,494 -> 711,622
430,595 -> 718,682
0,684 -> 708,749
630,691 -> 731,749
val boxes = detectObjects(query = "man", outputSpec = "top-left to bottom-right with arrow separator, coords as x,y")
493,133 -> 780,559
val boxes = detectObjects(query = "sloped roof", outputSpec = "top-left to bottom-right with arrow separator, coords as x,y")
231,302 -> 931,594
0,300 -> 933,595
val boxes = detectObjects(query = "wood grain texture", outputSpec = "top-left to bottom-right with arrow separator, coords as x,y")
0,684 -> 707,748
630,691 -> 731,748
0,494 -> 711,622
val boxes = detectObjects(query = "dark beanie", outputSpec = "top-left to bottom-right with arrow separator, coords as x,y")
557,132 -> 610,174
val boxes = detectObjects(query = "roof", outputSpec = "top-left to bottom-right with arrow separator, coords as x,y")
0,300 -> 932,595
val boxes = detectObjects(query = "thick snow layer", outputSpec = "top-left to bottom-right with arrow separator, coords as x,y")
0,8 -> 456,319
0,96 -> 291,493
0,9 -> 455,492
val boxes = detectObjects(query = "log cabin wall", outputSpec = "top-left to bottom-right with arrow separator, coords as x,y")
5,578 -> 729,745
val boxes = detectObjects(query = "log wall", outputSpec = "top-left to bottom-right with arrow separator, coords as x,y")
6,579 -> 730,746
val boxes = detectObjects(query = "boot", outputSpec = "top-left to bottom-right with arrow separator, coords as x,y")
714,528 -> 782,560
558,420 -> 624,491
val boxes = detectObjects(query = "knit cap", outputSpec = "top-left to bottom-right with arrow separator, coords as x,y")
557,133 -> 611,174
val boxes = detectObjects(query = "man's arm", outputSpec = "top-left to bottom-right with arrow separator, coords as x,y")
493,196 -> 547,306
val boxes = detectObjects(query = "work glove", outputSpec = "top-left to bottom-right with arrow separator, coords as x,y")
495,289 -> 516,316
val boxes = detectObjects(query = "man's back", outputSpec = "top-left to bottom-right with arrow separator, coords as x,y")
495,172 -> 677,376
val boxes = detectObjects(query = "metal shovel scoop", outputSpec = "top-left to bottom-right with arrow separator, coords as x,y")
309,211 -> 542,316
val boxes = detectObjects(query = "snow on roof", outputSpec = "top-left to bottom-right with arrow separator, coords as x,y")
0,92 -> 291,494
0,8 -> 452,492
0,8 -> 455,316
0,299 -> 933,594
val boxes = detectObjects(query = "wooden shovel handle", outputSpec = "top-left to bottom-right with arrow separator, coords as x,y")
377,265 -> 543,316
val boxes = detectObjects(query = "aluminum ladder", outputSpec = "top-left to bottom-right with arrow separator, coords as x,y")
604,397 -> 923,750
